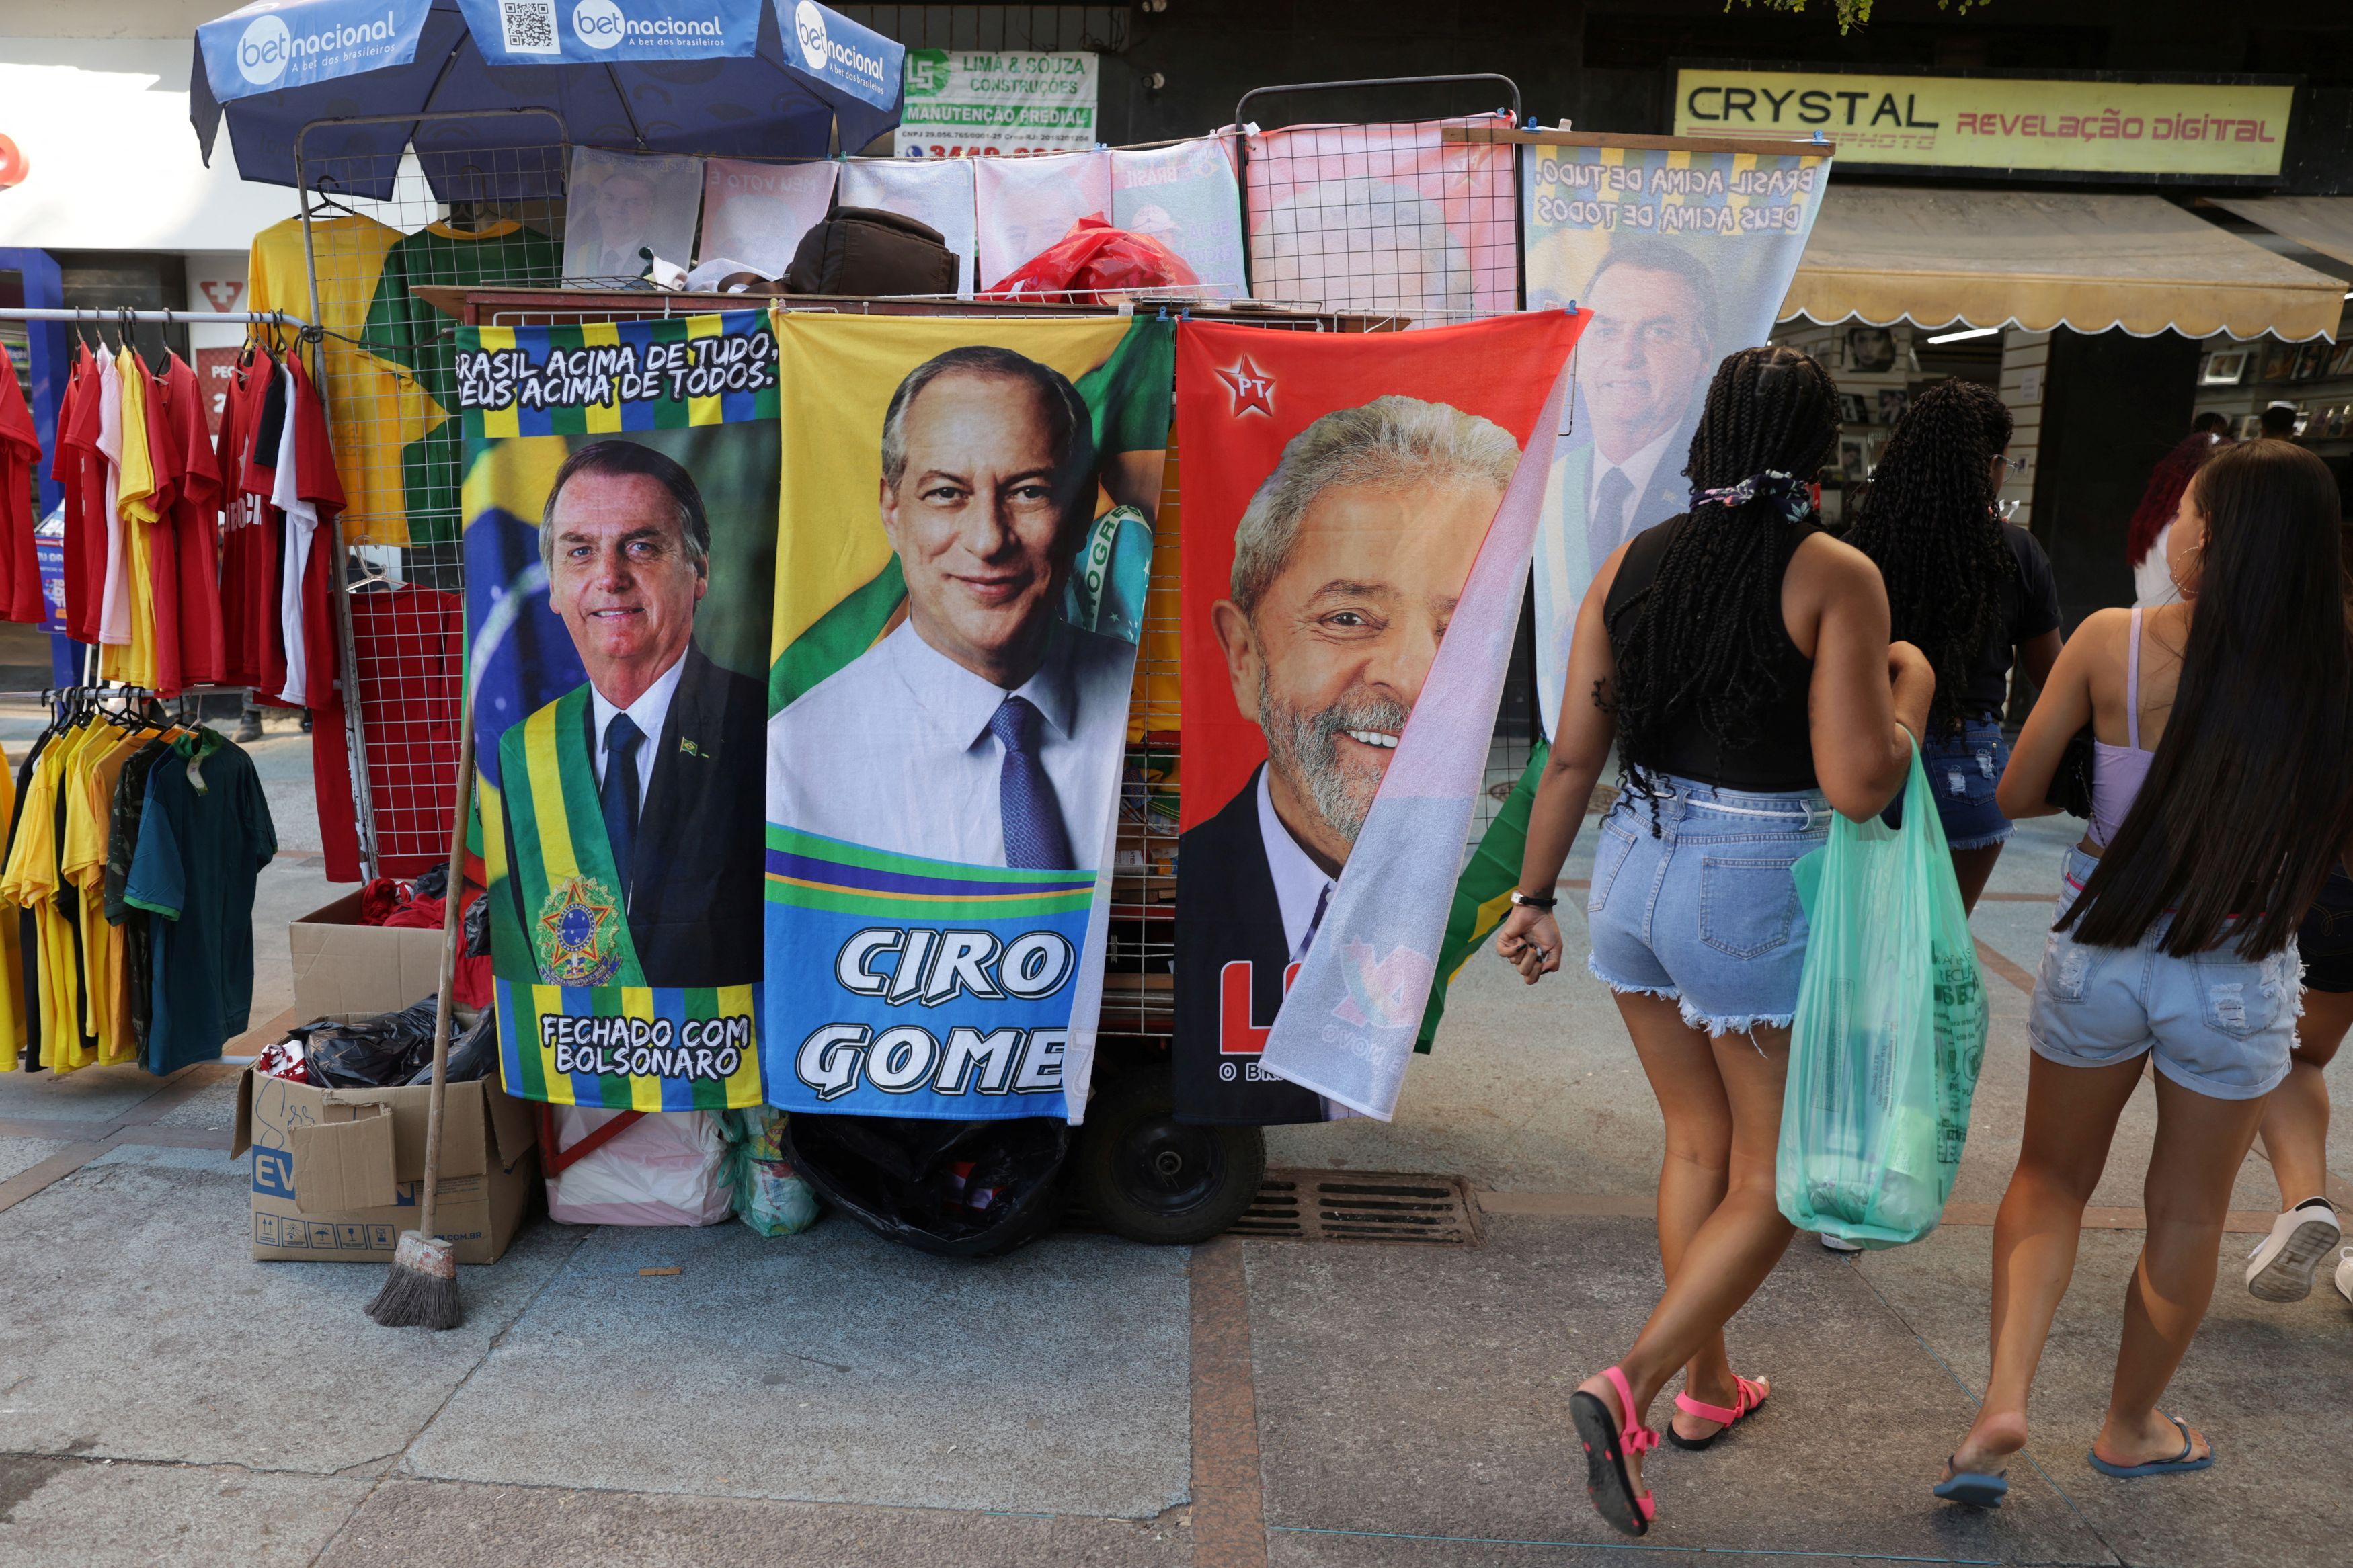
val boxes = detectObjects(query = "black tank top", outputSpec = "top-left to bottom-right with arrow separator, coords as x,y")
1603,512 -> 1821,792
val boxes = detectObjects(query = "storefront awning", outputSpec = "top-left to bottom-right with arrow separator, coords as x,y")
2204,196 -> 2353,272
1780,185 -> 2344,341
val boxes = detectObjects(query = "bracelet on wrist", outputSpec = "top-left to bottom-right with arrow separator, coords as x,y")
1509,888 -> 1558,911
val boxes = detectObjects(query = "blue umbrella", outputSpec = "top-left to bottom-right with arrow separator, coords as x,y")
192,0 -> 903,199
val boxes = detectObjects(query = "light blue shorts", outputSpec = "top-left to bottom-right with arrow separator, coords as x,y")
2028,848 -> 2299,1101
1585,776 -> 1831,1037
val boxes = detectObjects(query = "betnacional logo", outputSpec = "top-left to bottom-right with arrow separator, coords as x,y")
237,14 -> 292,85
794,1 -> 889,91
572,0 -> 625,50
793,1 -> 830,72
237,7 -> 399,88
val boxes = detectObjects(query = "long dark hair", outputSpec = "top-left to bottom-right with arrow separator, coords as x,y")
2065,440 -> 2353,958
1605,345 -> 1841,810
1847,379 -> 2014,735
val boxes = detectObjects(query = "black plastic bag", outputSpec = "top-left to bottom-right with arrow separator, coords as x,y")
462,891 -> 490,958
412,862 -> 451,900
784,1114 -> 1067,1258
404,1012 -> 499,1086
292,998 -> 439,1087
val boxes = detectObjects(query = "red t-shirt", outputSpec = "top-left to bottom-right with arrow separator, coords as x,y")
58,349 -> 108,644
159,356 -> 226,686
0,343 -> 39,624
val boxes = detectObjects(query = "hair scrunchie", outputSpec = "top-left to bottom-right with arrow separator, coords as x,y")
1692,468 -> 1812,524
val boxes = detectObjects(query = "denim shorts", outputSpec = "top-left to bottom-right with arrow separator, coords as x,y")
2029,848 -> 2299,1100
1883,717 -> 2011,851
2298,868 -> 2353,994
1586,775 -> 1831,1037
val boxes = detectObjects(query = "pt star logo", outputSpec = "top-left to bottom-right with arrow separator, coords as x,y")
536,874 -> 624,986
1216,355 -> 1277,418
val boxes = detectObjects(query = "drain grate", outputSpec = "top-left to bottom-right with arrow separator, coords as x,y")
1226,1169 -> 1480,1246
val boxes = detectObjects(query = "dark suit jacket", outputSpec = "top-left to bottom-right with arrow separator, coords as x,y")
614,643 -> 767,987
1585,411 -> 1701,569
1173,765 -> 1327,1126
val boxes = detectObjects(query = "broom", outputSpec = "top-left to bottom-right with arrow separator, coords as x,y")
365,688 -> 478,1331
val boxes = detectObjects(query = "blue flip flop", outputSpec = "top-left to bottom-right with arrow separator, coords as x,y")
1933,1460 -> 2009,1508
2088,1415 -> 2214,1479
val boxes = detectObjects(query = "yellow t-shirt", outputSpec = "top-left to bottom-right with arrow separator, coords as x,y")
104,357 -> 161,690
248,216 -> 445,547
4,729 -> 93,1072
64,731 -> 148,1064
0,741 -> 22,1071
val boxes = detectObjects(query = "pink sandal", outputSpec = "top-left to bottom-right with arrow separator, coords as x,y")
1569,1366 -> 1658,1537
1664,1374 -> 1770,1452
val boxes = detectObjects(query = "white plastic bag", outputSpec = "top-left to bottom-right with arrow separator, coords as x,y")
546,1108 -> 733,1227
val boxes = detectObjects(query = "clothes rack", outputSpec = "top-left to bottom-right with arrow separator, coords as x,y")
0,308 -> 312,333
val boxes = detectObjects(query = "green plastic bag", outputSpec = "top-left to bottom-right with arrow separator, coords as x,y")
1776,741 -> 1989,1249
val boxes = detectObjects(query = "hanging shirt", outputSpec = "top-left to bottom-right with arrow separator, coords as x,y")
139,362 -> 185,698
5,727 -> 87,1073
124,731 -> 277,1075
104,735 -> 175,1056
96,353 -> 128,645
272,364 -> 313,707
159,356 -> 227,687
0,344 -> 41,626
63,729 -> 148,1064
103,358 -> 164,690
218,348 -> 279,690
0,740 -> 24,1071
59,349 -> 108,644
8,731 -> 51,1070
360,219 -> 561,547
249,216 -> 442,549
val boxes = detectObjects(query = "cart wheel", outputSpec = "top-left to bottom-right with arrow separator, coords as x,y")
1075,1064 -> 1265,1245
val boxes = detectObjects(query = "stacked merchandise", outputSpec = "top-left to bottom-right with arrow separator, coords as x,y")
0,703 -> 274,1077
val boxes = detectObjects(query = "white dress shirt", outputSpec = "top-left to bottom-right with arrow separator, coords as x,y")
768,618 -> 1134,868
1587,424 -> 1676,548
588,651 -> 686,816
273,366 -> 317,706
1257,767 -> 1337,964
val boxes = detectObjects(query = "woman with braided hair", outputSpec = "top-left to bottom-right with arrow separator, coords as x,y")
1848,378 -> 2063,911
1494,345 -> 1933,1537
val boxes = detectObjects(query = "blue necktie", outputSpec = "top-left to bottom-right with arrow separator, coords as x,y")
601,712 -> 645,905
989,696 -> 1073,870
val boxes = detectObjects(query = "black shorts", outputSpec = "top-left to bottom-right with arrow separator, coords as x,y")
2301,868 -> 2353,994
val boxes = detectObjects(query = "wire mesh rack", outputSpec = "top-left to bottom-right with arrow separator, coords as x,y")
1233,82 -> 1540,862
291,130 -> 571,877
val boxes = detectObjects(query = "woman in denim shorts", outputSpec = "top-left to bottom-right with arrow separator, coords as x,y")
1934,440 -> 2353,1505
1848,380 -> 2063,912
1493,347 -> 1935,1538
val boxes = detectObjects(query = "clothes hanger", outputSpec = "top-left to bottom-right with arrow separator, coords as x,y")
307,175 -> 364,221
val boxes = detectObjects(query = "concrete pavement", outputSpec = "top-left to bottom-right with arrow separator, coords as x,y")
1,808 -> 2347,1567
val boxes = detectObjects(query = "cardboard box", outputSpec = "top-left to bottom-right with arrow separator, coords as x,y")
232,1055 -> 540,1264
287,891 -> 446,1021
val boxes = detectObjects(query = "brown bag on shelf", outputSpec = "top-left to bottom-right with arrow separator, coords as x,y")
782,207 -> 959,298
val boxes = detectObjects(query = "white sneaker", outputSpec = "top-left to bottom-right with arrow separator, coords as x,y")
2245,1202 -> 2341,1303
1819,1233 -> 1862,1253
2334,1248 -> 2353,1307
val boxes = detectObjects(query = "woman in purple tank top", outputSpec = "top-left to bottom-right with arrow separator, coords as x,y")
1929,440 -> 2353,1506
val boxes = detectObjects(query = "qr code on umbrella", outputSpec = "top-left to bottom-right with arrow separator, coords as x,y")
500,0 -> 561,53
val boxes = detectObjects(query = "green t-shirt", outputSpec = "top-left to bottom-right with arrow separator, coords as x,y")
124,733 -> 276,1075
360,221 -> 562,547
